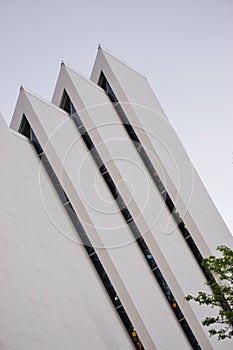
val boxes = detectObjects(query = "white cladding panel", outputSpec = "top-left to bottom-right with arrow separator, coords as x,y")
91,48 -> 233,255
67,77 -> 216,338
127,104 -> 233,252
89,49 -> 233,349
51,66 -> 217,349
26,93 -> 192,349
3,48 -> 233,349
0,115 -> 133,350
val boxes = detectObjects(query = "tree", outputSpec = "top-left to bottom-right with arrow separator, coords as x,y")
186,245 -> 233,340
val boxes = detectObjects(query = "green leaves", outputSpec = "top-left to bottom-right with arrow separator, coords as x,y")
185,246 -> 233,341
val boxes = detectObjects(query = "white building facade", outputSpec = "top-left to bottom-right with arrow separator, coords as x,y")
1,48 -> 232,349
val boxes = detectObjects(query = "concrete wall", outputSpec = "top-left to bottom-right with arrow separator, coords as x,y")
2,48 -> 232,349
0,113 -> 134,350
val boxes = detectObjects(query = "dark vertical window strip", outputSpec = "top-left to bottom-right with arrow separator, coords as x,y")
60,92 -> 201,350
99,75 -> 233,323
19,118 -> 144,350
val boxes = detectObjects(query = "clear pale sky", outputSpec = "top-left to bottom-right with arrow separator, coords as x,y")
1,0 -> 233,234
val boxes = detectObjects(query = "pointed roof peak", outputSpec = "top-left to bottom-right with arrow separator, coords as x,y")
94,46 -> 147,79
98,43 -> 102,50
61,60 -> 65,67
62,62 -> 105,93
